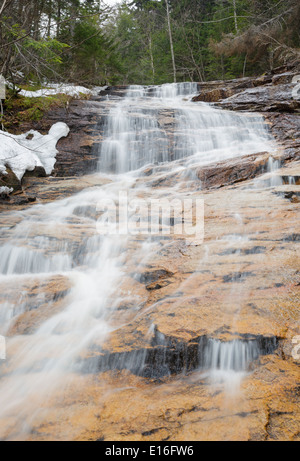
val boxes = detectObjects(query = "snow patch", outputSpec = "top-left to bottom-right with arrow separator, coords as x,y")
0,122 -> 70,181
19,83 -> 108,98
0,187 -> 13,195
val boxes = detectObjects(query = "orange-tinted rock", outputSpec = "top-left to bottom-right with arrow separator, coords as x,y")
0,75 -> 299,442
196,152 -> 270,189
192,88 -> 234,103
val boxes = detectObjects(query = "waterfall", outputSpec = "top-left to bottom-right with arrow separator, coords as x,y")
99,84 -> 273,174
199,339 -> 259,393
0,83 -> 276,439
203,339 -> 259,372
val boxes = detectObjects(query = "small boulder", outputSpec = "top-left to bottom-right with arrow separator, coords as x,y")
0,167 -> 22,193
192,88 -> 233,103
272,72 -> 297,85
23,166 -> 47,179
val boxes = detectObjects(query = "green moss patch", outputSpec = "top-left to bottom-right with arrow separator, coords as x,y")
2,90 -> 73,130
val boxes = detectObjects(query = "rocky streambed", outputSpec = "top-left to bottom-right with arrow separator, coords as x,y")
0,72 -> 299,441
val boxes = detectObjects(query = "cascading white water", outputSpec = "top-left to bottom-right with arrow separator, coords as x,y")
199,339 -> 260,393
99,83 -> 273,174
0,83 -> 276,438
203,339 -> 259,372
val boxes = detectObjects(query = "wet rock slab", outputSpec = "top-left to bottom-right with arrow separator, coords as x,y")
4,354 -> 298,441
0,77 -> 299,441
217,84 -> 300,113
1,154 -> 299,440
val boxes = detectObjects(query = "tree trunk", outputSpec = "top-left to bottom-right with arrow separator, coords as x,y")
57,0 -> 61,38
149,33 -> 155,84
233,0 -> 238,33
165,0 -> 176,83
0,0 -> 9,18
47,0 -> 52,38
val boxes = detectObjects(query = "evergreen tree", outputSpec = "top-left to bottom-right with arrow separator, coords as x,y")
0,0 -> 299,88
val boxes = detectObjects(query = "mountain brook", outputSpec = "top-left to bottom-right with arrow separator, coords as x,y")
0,81 -> 299,441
